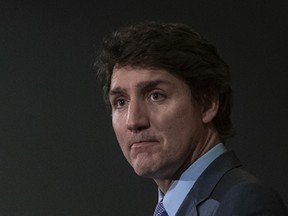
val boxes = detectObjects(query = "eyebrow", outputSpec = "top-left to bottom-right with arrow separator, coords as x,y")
109,80 -> 173,97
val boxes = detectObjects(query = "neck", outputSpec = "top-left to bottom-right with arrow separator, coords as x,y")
154,126 -> 220,194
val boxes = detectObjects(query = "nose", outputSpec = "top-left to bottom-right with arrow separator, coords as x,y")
126,100 -> 150,132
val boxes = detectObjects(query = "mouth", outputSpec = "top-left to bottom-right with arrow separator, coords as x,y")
130,140 -> 159,150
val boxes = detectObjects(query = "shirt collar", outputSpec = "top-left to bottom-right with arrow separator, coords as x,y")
158,143 -> 227,216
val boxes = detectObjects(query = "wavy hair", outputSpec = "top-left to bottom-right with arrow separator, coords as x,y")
95,21 -> 233,141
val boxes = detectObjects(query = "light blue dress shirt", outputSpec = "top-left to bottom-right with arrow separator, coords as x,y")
157,143 -> 227,216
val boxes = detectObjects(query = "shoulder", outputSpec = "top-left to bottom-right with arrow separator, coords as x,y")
177,151 -> 288,216
213,168 -> 288,215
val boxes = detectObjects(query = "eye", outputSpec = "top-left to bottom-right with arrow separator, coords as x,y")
112,98 -> 127,109
116,98 -> 126,106
150,92 -> 165,102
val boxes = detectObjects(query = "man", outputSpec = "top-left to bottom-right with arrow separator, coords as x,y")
96,21 -> 288,215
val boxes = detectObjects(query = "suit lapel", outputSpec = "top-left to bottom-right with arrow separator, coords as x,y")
175,151 -> 242,216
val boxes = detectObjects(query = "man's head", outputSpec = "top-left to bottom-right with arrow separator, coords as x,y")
96,21 -> 233,181
96,21 -> 233,142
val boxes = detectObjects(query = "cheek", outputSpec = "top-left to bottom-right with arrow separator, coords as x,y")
112,114 -> 126,149
154,106 -> 189,137
153,103 -> 200,147
112,113 -> 135,163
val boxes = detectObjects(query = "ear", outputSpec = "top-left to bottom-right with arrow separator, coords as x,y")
202,97 -> 219,124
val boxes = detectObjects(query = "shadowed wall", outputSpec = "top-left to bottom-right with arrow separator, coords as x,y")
1,1 -> 287,215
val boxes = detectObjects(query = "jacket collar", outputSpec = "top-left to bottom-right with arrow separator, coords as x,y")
176,151 -> 242,215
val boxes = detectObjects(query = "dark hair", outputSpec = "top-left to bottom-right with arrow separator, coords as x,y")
95,21 -> 233,141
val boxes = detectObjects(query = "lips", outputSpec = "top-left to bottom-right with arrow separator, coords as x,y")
131,140 -> 158,147
129,136 -> 159,150
130,141 -> 159,154
127,133 -> 160,153
128,136 -> 159,147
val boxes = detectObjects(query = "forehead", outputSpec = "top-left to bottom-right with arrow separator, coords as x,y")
110,66 -> 183,90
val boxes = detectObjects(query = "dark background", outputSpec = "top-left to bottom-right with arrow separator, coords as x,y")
1,0 -> 287,215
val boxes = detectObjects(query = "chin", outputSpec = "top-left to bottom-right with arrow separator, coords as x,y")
133,166 -> 170,179
133,164 -> 158,178
133,167 -> 152,177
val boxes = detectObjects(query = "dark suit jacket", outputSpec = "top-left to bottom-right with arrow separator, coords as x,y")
175,151 -> 288,216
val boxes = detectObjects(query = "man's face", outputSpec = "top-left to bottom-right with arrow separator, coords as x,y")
109,66 -> 210,179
